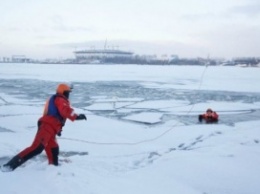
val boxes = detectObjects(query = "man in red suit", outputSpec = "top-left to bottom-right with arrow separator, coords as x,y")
198,108 -> 219,123
1,83 -> 87,172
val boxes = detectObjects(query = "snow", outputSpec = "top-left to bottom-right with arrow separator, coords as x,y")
0,63 -> 260,194
123,112 -> 163,124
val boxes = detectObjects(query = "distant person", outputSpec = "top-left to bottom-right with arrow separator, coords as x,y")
198,108 -> 219,123
1,83 -> 87,172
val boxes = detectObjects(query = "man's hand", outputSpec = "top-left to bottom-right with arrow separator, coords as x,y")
76,114 -> 87,120
198,115 -> 203,122
57,130 -> 62,136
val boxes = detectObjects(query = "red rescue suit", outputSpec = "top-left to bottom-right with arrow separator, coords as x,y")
2,83 -> 87,172
199,110 -> 219,123
18,94 -> 77,165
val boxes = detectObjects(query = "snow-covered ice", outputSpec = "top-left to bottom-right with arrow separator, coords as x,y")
0,63 -> 260,194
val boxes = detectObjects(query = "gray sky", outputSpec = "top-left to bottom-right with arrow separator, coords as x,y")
1,0 -> 260,59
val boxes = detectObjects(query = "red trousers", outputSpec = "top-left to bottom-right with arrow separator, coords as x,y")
18,122 -> 59,165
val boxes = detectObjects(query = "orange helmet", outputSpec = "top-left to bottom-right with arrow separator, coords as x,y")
56,83 -> 71,94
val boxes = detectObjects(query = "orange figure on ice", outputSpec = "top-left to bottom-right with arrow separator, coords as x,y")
198,108 -> 219,123
1,83 -> 87,172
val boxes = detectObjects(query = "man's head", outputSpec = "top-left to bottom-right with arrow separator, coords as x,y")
206,108 -> 213,113
56,83 -> 72,99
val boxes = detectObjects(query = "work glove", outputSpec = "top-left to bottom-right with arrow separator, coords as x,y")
57,130 -> 62,136
198,115 -> 203,122
76,114 -> 87,120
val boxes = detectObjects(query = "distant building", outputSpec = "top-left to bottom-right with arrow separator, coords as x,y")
232,57 -> 259,66
3,57 -> 10,62
74,49 -> 134,63
12,55 -> 30,63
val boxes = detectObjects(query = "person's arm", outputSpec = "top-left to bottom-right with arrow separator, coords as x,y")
212,112 -> 219,120
198,114 -> 206,122
55,97 -> 87,121
55,97 -> 77,121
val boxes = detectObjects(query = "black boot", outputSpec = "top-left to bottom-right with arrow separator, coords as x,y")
2,155 -> 24,172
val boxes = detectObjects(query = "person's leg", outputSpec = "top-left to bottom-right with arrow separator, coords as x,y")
2,125 -> 51,171
45,137 -> 59,166
2,140 -> 44,171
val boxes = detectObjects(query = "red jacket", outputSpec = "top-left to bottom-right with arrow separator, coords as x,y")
202,111 -> 219,123
38,94 -> 78,135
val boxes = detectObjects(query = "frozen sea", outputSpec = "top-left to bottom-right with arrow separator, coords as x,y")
0,63 -> 260,194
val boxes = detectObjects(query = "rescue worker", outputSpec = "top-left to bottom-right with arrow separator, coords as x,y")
198,108 -> 219,123
1,83 -> 87,172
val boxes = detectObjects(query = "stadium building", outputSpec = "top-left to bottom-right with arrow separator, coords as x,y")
74,49 -> 134,63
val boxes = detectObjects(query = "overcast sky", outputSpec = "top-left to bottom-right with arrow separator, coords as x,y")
1,0 -> 260,59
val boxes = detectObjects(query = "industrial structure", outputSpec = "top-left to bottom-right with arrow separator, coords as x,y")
74,49 -> 134,63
